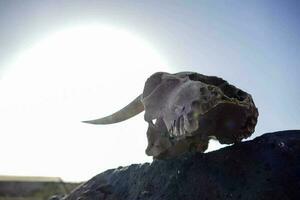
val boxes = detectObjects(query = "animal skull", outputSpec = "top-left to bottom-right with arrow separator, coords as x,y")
84,72 -> 258,159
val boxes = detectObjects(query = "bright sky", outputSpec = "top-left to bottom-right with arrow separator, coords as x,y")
0,1 -> 299,182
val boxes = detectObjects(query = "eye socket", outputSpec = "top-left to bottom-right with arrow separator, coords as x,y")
191,100 -> 200,109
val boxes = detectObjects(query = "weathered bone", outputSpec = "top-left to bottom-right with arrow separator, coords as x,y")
84,72 -> 259,159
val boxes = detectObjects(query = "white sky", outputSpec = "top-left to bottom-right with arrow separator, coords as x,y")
0,25 -> 169,181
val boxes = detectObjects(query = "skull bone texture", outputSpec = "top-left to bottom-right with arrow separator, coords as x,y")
84,72 -> 258,159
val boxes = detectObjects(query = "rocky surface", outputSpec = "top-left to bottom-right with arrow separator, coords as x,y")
63,130 -> 300,200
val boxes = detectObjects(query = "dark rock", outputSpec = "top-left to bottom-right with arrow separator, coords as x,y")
64,130 -> 300,200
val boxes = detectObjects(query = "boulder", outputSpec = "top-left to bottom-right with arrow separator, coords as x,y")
63,130 -> 300,200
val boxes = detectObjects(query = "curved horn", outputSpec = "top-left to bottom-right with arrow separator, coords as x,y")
82,94 -> 144,125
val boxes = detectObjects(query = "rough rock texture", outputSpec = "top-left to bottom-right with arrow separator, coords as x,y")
64,130 -> 300,200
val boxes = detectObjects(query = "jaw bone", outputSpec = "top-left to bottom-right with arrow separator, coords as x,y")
83,94 -> 144,125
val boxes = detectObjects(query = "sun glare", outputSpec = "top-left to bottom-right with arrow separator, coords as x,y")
0,25 -> 169,181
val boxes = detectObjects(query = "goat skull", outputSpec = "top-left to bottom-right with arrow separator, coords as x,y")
84,72 -> 258,159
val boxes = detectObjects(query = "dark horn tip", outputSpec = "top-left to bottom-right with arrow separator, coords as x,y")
82,120 -> 97,124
